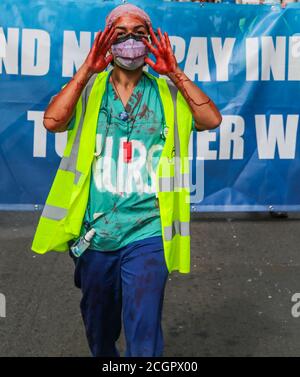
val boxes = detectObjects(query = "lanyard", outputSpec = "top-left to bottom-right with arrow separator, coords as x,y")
108,70 -> 168,140
111,72 -> 146,143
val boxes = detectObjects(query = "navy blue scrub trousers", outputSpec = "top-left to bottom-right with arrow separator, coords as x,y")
69,235 -> 169,357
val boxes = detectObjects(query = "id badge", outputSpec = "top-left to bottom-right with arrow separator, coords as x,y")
123,141 -> 132,163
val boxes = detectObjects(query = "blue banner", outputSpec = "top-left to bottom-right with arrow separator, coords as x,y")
1,1 -> 300,211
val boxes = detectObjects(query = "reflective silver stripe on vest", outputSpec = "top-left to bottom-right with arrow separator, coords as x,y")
164,220 -> 190,241
181,172 -> 189,189
42,204 -> 67,220
74,170 -> 82,185
166,81 -> 180,159
159,176 -> 174,192
158,81 -> 190,192
165,81 -> 188,190
58,73 -> 98,185
159,173 -> 190,192
59,157 -> 82,184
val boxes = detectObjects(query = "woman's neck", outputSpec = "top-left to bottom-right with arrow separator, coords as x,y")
110,65 -> 144,89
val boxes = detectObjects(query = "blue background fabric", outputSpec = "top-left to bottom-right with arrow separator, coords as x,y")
1,1 -> 300,211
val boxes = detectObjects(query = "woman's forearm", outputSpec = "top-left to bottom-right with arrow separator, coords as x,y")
43,63 -> 93,133
167,67 -> 222,131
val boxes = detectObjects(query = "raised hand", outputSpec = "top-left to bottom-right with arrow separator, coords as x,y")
84,25 -> 117,74
142,26 -> 178,75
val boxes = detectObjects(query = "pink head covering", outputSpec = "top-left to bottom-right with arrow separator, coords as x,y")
105,4 -> 152,29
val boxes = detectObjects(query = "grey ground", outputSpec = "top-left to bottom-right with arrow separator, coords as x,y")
1,210 -> 300,357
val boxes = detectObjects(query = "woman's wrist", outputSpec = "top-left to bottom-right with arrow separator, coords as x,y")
167,65 -> 183,83
80,62 -> 95,80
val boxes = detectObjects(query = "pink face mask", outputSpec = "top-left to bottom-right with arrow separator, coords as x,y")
111,37 -> 149,71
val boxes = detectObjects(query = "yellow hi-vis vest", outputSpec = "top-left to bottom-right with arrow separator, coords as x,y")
31,70 -> 193,273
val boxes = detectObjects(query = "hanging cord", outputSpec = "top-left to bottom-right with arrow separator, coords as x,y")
111,72 -> 146,142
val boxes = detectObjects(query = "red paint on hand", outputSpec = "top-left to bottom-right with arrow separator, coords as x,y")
142,26 -> 178,75
84,25 -> 118,74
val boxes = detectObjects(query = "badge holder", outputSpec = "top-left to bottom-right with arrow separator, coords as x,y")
123,141 -> 132,163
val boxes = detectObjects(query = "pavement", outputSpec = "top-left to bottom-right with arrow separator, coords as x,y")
1,210 -> 300,357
